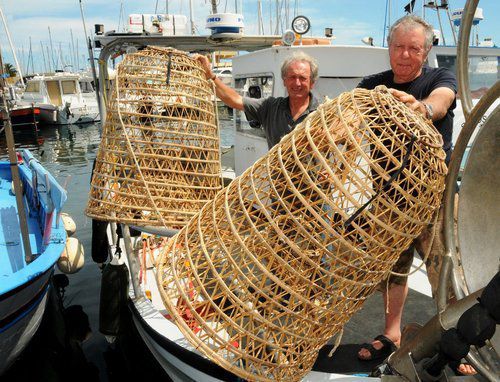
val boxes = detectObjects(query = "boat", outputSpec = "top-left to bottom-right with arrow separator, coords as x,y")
91,2 -> 499,380
0,149 -> 68,374
16,72 -> 100,126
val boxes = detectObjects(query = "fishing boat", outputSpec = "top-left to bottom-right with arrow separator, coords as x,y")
16,72 -> 100,126
0,149 -> 69,374
91,1 -> 499,380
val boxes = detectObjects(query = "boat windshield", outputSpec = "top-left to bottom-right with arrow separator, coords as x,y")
79,81 -> 94,93
437,54 -> 499,99
25,81 -> 40,93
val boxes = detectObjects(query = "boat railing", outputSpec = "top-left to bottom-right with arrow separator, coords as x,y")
19,149 -> 67,247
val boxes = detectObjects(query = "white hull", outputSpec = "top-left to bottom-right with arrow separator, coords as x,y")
110,227 -> 419,381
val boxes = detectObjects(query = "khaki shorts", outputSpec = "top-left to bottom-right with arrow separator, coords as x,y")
377,203 -> 447,298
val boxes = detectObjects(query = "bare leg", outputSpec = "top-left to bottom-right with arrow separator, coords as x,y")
358,283 -> 407,360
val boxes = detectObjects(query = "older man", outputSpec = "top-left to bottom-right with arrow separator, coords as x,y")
357,14 -> 459,364
196,51 -> 319,149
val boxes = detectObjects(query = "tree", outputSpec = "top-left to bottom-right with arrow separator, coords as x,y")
3,63 -> 17,77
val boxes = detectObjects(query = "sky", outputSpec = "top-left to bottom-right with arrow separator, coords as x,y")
0,0 -> 499,75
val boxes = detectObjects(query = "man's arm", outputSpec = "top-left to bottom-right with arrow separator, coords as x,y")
389,87 -> 455,121
194,54 -> 244,111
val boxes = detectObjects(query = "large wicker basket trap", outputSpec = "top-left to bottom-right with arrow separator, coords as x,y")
156,86 -> 447,381
86,46 -> 223,228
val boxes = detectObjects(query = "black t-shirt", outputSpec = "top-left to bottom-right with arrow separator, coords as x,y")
357,66 -> 457,158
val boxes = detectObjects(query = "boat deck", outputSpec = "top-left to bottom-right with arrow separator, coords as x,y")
0,164 -> 66,296
0,175 -> 43,280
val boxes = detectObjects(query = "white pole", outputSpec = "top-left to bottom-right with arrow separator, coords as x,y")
189,0 -> 195,35
0,6 -> 24,85
258,0 -> 263,35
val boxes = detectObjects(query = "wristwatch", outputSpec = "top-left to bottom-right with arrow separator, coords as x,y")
422,102 -> 433,120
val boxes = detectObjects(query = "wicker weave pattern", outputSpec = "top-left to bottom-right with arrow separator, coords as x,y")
156,87 -> 447,381
86,46 -> 223,228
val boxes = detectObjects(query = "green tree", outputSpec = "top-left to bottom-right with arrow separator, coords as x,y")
3,63 -> 17,77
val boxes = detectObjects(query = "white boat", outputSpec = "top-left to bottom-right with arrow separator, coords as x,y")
16,72 -> 100,126
92,3 -> 499,380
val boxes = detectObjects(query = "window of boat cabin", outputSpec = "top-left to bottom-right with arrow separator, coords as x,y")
314,77 -> 363,100
25,81 -> 40,93
234,75 -> 273,137
79,81 -> 94,93
437,54 -> 499,99
61,80 -> 77,94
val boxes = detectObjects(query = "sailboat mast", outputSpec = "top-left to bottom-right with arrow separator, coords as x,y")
48,26 -> 57,70
0,45 -> 33,262
79,0 -> 102,120
210,0 -> 218,14
0,6 -> 24,86
189,0 -> 195,35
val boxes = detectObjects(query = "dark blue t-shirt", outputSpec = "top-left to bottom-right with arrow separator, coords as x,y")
357,66 -> 457,159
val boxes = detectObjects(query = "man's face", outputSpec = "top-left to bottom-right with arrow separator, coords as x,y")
283,61 -> 314,100
389,25 -> 429,83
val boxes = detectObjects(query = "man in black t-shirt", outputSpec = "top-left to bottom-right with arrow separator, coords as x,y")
356,15 -> 457,363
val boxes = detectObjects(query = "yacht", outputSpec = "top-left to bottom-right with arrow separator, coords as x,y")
16,72 -> 100,126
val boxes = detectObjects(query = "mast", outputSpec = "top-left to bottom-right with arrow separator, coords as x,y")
210,0 -> 218,14
40,41 -> 48,73
189,0 -> 195,35
0,45 -> 33,263
0,6 -> 24,86
70,28 -> 76,70
48,26 -> 57,70
79,0 -> 102,120
258,0 -> 263,35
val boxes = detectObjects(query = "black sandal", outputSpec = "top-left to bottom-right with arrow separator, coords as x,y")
357,334 -> 397,361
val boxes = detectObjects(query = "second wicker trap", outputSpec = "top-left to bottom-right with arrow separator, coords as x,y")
86,46 -> 223,229
156,86 -> 448,382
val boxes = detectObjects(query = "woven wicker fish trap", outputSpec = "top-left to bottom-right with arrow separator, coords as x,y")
86,46 -> 223,228
156,86 -> 447,382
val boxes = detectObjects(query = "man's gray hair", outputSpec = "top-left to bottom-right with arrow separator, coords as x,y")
387,15 -> 434,50
281,51 -> 319,84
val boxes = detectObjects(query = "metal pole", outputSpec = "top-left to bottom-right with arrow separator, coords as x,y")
121,225 -> 142,298
189,0 -> 195,35
48,26 -> 57,70
446,8 -> 457,45
435,6 -> 446,45
45,45 -> 52,72
70,29 -> 76,71
210,0 -> 218,14
40,41 -> 47,73
79,0 -> 102,122
0,47 -> 33,262
0,6 -> 24,86
258,0 -> 263,35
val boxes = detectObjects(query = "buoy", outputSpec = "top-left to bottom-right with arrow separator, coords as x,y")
57,237 -> 85,274
61,213 -> 77,237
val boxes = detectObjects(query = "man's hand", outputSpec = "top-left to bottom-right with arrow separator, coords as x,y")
389,88 -> 426,117
192,54 -> 213,80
